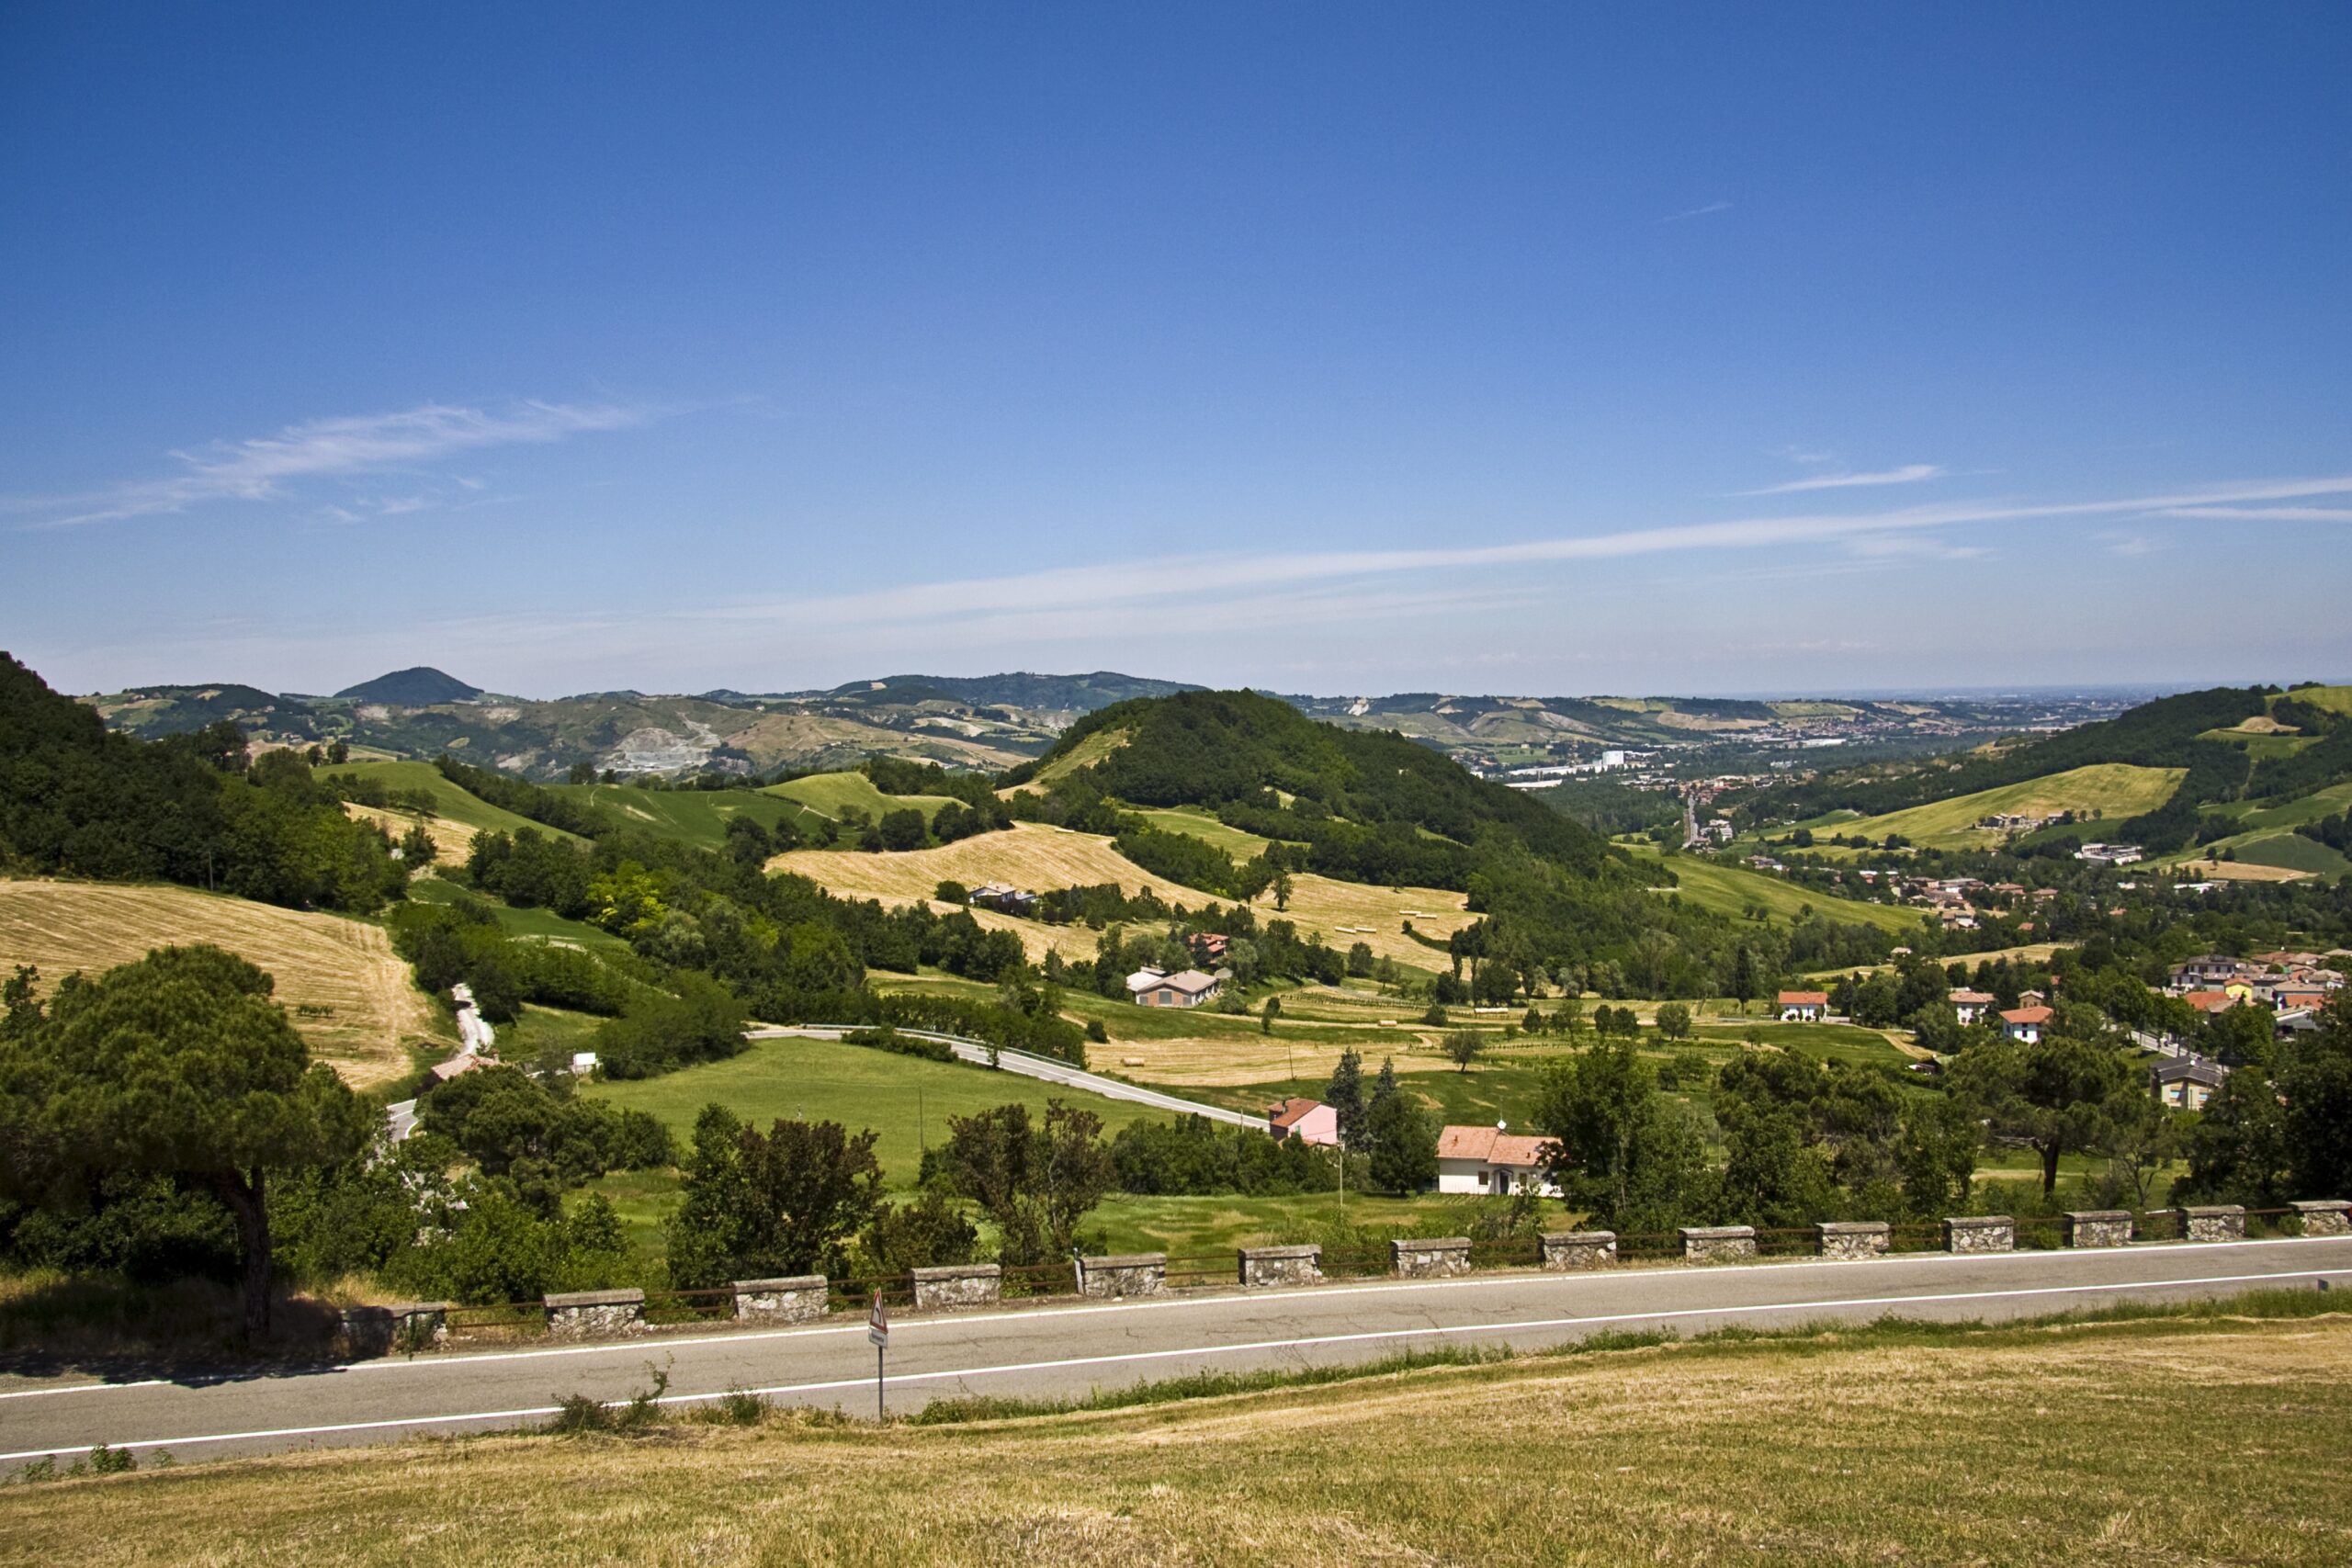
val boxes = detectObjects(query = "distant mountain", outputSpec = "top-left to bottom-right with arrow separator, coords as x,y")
809,671 -> 1200,713
335,667 -> 483,705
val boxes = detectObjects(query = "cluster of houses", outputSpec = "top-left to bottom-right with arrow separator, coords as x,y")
1266,1098 -> 1558,1196
2166,951 -> 2345,1036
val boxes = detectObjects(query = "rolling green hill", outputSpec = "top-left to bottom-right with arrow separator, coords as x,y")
1623,845 -> 1928,936
543,779 -> 812,852
325,759 -> 579,840
763,771 -> 960,828
1787,763 -> 2187,851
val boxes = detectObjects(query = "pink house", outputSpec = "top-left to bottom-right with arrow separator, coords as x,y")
1269,1098 -> 1340,1146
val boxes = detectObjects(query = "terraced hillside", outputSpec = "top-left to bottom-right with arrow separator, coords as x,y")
0,879 -> 439,1087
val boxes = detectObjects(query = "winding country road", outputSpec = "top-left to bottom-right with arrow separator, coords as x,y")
5,1235 -> 2345,1468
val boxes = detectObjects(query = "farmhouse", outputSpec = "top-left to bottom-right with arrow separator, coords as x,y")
1949,988 -> 1996,1025
2075,842 -> 2143,865
968,882 -> 1039,916
1267,1097 -> 1339,1146
1999,1005 -> 2052,1043
1434,1124 -> 1557,1196
2170,954 -> 2245,989
1777,990 -> 1828,1022
1189,931 -> 1230,965
1125,967 -> 1224,1009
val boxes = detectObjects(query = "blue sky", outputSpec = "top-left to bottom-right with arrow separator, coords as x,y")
5,5 -> 2348,699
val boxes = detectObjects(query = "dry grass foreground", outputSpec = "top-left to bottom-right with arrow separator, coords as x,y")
7,1314 -> 2351,1565
0,879 -> 437,1089
773,824 -> 1473,970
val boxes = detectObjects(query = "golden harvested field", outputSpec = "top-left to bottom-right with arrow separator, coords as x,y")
1091,1027 -> 1460,1086
7,1312 -> 2347,1564
772,827 -> 1470,969
0,880 -> 439,1088
2177,859 -> 2314,884
344,804 -> 476,863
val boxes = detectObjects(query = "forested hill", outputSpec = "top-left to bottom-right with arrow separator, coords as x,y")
1744,685 -> 2275,822
1030,689 -> 1617,881
1736,682 -> 2352,855
0,654 -> 406,912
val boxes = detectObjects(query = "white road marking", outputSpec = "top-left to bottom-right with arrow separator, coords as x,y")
0,1378 -> 168,1402
8,1235 -> 2345,1398
2,1265 -> 2331,1463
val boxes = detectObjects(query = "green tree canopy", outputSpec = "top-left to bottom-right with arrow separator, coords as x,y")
0,945 -> 370,1339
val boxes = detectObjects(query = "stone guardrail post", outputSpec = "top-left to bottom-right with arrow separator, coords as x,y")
2175,1205 -> 2245,1243
1815,1221 -> 1891,1260
1539,1231 -> 1617,1270
344,1300 -> 449,1354
1238,1245 -> 1323,1288
1389,1237 -> 1474,1279
910,1263 -> 1002,1311
545,1288 -> 647,1338
1942,1216 -> 2014,1253
1679,1226 -> 1758,1263
1076,1253 -> 1168,1298
731,1276 -> 828,1324
2290,1200 -> 2352,1237
2063,1211 -> 2134,1248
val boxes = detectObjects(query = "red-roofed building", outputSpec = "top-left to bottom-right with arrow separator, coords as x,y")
1778,990 -> 1828,1022
1267,1097 -> 1339,1146
2000,1005 -> 2052,1043
1435,1124 -> 1556,1196
2182,989 -> 2240,1015
1949,989 -> 1996,1025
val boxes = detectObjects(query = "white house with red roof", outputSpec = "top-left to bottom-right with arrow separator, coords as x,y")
1435,1123 -> 1557,1196
1949,988 -> 1996,1025
1777,989 -> 1828,1022
1267,1097 -> 1339,1146
2000,1005 -> 2052,1043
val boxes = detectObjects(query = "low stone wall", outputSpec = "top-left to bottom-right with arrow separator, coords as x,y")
1680,1226 -> 1757,1264
1077,1253 -> 1168,1299
2176,1205 -> 2246,1243
1943,1216 -> 2014,1254
2064,1211 -> 2134,1248
1540,1231 -> 1617,1270
911,1263 -> 1001,1312
1238,1245 -> 1322,1289
2292,1200 -> 2352,1237
732,1276 -> 828,1324
1816,1221 -> 1891,1260
545,1288 -> 646,1338
1390,1237 -> 1474,1279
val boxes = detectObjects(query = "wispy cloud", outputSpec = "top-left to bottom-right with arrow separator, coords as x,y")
1662,200 -> 1733,223
1737,463 -> 1946,497
1841,533 -> 1990,562
2152,505 -> 2352,523
7,400 -> 650,529
2098,531 -> 2163,557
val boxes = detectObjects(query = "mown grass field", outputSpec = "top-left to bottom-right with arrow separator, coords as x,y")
1623,844 -> 1926,935
530,780 -> 806,852
324,759 -> 572,842
1803,762 -> 2188,852
9,1308 -> 2346,1565
1127,805 -> 1284,856
773,824 -> 1469,972
405,876 -> 631,951
582,1034 -> 1161,1185
760,771 -> 960,829
0,878 -> 440,1088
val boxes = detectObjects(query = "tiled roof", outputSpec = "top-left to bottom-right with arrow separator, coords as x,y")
1436,1125 -> 1550,1168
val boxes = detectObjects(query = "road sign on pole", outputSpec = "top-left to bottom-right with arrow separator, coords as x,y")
868,1290 -> 889,1419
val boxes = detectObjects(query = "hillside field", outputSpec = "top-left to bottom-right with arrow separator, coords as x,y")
760,771 -> 959,829
1796,762 -> 2187,850
324,759 -> 572,843
7,1310 -> 2345,1564
582,1034 -> 1160,1184
0,879 -> 439,1088
1624,845 -> 1926,936
771,823 -> 1473,969
542,779 -> 810,852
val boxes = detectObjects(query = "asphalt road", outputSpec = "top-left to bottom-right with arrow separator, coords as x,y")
5,1236 -> 2346,1468
749,1025 -> 1266,1128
